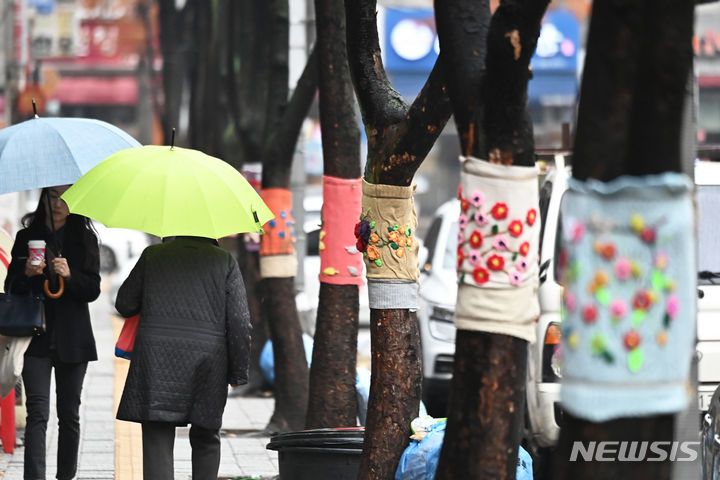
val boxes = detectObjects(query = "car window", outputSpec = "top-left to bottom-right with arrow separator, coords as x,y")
538,179 -> 553,254
697,185 -> 720,283
443,221 -> 459,271
422,216 -> 443,271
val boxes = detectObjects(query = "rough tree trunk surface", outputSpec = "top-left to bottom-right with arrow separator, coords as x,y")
554,413 -> 675,479
554,1 -> 693,478
434,0 -> 548,478
306,285 -> 360,428
436,331 -> 528,480
359,309 -> 422,480
262,278 -> 310,433
306,0 -> 361,429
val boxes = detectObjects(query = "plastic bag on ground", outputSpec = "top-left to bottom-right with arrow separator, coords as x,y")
395,417 -> 533,480
259,333 -> 314,386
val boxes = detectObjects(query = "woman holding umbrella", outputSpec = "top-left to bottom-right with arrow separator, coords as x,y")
4,185 -> 100,480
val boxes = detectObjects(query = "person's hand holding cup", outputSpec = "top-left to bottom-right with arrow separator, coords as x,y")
26,240 -> 46,277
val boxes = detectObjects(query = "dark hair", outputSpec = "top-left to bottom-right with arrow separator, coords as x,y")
22,188 -> 97,240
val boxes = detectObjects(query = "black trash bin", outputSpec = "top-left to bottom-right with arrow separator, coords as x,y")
266,427 -> 364,480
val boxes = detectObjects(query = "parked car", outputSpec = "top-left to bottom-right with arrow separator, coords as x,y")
695,161 -> 720,416
416,162 -> 568,451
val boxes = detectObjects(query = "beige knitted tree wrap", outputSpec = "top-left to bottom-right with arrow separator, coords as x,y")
454,156 -> 540,342
357,180 -> 420,282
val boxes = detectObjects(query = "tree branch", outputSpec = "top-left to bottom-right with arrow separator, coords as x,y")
435,0 -> 491,156
344,0 -> 407,131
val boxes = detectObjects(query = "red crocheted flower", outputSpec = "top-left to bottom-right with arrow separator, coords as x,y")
519,241 -> 530,257
473,267 -> 490,284
457,247 -> 465,270
582,304 -> 598,324
526,208 -> 537,226
633,291 -> 651,310
486,254 -> 505,271
623,331 -> 641,350
508,220 -> 524,238
468,230 -> 483,249
491,202 -> 509,220
461,198 -> 470,213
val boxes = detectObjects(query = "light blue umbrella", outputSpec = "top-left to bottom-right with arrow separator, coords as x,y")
0,116 -> 141,195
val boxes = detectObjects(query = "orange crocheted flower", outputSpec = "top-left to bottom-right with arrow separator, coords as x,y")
366,245 -> 380,261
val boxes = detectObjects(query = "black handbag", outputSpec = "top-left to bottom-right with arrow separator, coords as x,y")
0,282 -> 45,337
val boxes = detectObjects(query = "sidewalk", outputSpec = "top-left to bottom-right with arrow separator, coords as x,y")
0,292 -> 279,480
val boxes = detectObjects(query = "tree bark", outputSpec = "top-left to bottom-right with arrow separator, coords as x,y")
263,278 -> 310,433
361,309 -> 423,478
158,0 -> 190,144
306,0 -> 362,429
434,1 -> 549,478
555,1 -> 693,478
345,0 -> 453,477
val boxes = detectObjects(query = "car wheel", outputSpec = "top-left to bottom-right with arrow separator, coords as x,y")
99,245 -> 117,273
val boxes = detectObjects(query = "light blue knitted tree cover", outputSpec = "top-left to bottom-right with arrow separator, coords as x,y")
558,173 -> 696,421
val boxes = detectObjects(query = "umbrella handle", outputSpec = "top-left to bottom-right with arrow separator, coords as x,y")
43,276 -> 64,299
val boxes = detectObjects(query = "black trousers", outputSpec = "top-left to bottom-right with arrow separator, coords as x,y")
22,354 -> 87,480
141,421 -> 221,480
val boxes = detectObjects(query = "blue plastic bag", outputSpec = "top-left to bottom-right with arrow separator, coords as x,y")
259,333 -> 314,386
394,420 -> 533,480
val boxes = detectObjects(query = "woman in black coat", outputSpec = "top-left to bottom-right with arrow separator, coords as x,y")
115,236 -> 251,480
4,185 -> 100,480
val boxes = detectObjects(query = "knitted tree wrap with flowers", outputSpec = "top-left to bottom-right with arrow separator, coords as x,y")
457,185 -> 537,288
558,173 -> 695,422
359,180 -> 419,281
355,216 -> 414,268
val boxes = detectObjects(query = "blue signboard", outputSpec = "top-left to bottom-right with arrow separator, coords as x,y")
384,8 -> 438,73
385,7 -> 579,75
531,10 -> 579,73
29,0 -> 55,15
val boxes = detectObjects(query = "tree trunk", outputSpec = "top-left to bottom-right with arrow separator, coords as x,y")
306,0 -> 361,429
263,278 -> 310,432
307,285 -> 360,427
361,309 -> 423,478
158,0 -> 189,144
554,1 -> 693,478
345,0 -> 452,477
438,331 -> 528,479
434,1 -> 548,478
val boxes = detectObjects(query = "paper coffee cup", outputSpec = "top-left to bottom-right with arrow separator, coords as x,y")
28,240 -> 46,265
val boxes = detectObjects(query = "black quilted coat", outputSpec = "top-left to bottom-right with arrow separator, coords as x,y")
115,237 -> 251,430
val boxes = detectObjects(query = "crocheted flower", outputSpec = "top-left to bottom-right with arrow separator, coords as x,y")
610,299 -> 628,320
473,266 -> 490,284
570,221 -> 585,243
582,304 -> 598,323
666,294 -> 679,319
468,250 -> 483,267
469,190 -> 485,207
594,242 -> 616,260
526,208 -> 537,226
629,214 -> 644,233
654,252 -> 668,270
469,230 -> 484,249
354,220 -> 371,242
493,234 -> 509,251
623,330 -> 641,350
356,237 -> 367,252
369,233 -> 380,244
457,247 -> 465,269
632,290 -> 652,310
491,202 -> 509,220
457,231 -> 465,246
396,247 -> 405,258
508,220 -> 524,238
461,198 -> 470,212
474,211 -> 489,227
515,258 -> 529,273
458,214 -> 469,229
615,258 -> 631,281
563,291 -> 577,312
366,245 -> 380,261
640,227 -> 656,244
519,241 -> 530,256
486,254 -> 505,271
388,231 -> 400,244
509,270 -> 522,286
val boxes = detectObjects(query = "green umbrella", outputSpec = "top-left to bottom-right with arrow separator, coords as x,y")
61,145 -> 275,239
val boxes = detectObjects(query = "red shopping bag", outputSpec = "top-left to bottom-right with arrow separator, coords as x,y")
115,314 -> 139,360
